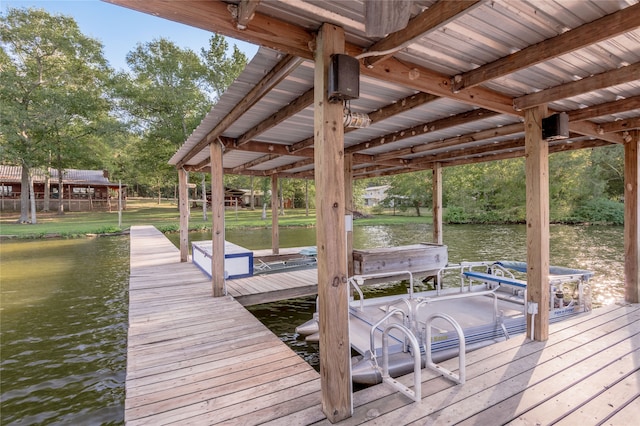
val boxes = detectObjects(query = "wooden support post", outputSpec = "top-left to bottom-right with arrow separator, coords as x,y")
178,168 -> 189,262
315,23 -> 352,422
525,105 -> 550,341
271,174 -> 279,255
345,153 -> 354,277
432,162 -> 443,245
625,130 -> 640,303
210,141 -> 225,297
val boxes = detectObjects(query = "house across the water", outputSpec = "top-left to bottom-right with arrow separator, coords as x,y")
0,165 -> 126,212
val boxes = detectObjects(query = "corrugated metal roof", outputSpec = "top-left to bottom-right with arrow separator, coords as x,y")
0,166 -> 119,186
136,0 -> 639,178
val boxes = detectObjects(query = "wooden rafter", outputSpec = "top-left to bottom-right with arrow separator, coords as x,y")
598,117 -> 640,134
451,3 -> 640,92
568,96 -> 640,122
355,138 -> 612,179
287,91 -> 440,154
235,0 -> 261,30
230,153 -> 280,174
175,54 -> 303,167
410,138 -> 526,166
363,0 -> 482,67
345,108 -> 501,155
569,120 -> 627,144
105,0 -> 315,59
361,57 -> 519,116
236,88 -> 314,147
372,122 -> 525,162
232,141 -> 312,157
514,62 -> 640,111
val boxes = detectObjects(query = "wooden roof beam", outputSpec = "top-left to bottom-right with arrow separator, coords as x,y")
230,152 -> 412,178
359,138 -> 612,178
236,88 -> 314,147
234,140 -> 312,157
233,0 -> 261,30
568,120 -> 627,144
363,0 -> 482,67
514,62 -> 640,111
346,108 -> 501,155
352,153 -> 414,169
440,138 -> 611,167
104,0 -> 315,59
267,157 -> 315,175
568,95 -> 640,122
174,54 -> 303,167
287,91 -> 440,154
373,122 -> 525,162
353,164 -> 405,178
598,117 -> 640,134
230,153 -> 280,174
452,3 -> 640,92
361,57 -> 518,116
410,138 -> 526,166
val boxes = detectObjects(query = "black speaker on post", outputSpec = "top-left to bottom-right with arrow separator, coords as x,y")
328,54 -> 360,103
542,112 -> 569,141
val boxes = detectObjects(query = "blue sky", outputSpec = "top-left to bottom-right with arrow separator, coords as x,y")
1,0 -> 259,70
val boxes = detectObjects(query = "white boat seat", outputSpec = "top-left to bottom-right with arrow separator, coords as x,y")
462,270 -> 527,289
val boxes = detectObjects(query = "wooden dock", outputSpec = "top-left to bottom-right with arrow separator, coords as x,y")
307,301 -> 640,426
126,226 -> 322,425
227,267 -> 318,306
127,226 -> 639,425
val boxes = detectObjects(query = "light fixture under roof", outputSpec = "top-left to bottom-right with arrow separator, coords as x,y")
343,101 -> 371,129
343,109 -> 371,129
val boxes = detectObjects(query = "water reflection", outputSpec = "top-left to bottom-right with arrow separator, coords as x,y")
1,237 -> 128,425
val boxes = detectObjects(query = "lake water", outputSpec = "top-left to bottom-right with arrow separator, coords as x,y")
0,223 -> 624,424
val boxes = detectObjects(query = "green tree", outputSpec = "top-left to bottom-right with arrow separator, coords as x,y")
383,170 -> 432,216
114,36 -> 246,201
0,7 -> 112,220
201,34 -> 247,101
590,144 -> 624,200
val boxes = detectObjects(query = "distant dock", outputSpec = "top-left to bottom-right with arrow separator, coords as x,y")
127,225 -> 639,425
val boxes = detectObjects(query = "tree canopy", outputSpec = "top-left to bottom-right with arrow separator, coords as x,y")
0,7 -> 113,219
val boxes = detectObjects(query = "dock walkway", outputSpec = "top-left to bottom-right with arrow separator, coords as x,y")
126,226 -> 322,424
127,226 -> 639,425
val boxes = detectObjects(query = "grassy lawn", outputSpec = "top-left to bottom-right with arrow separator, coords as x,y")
0,198 -> 432,238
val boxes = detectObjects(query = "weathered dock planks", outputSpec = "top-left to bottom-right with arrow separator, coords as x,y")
126,226 -> 322,425
304,302 -> 640,425
128,226 -> 639,425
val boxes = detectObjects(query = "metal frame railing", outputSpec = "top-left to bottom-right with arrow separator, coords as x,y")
423,312 -> 466,384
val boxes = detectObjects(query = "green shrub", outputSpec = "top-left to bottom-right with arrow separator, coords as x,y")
157,224 -> 179,233
570,198 -> 624,225
443,206 -> 469,224
95,225 -> 122,234
371,204 -> 385,214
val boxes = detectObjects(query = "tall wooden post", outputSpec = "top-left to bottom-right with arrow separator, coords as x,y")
271,174 -> 280,255
315,23 -> 352,422
432,162 -> 443,245
178,168 -> 189,262
344,153 -> 354,277
525,105 -> 550,341
625,130 -> 640,303
210,141 -> 225,297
